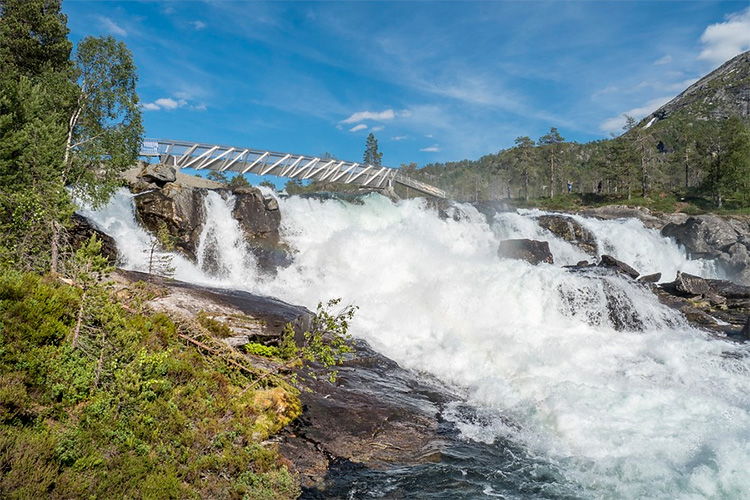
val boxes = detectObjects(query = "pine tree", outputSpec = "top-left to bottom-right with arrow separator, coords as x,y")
363,133 -> 383,167
539,127 -> 564,197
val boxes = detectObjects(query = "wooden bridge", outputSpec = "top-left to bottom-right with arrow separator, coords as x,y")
140,139 -> 446,198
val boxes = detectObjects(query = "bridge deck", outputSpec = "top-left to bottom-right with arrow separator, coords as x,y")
141,139 -> 446,198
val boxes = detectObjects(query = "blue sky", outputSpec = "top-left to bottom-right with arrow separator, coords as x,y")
63,0 -> 750,168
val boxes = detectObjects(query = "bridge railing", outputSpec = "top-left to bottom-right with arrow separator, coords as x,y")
142,139 -> 446,198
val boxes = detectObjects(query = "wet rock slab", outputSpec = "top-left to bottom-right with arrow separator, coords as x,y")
280,341 -> 455,491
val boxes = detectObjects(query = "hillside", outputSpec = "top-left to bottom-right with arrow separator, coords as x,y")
646,50 -> 750,126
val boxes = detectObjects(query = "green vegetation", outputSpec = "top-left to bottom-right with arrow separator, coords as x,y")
0,269 -> 303,499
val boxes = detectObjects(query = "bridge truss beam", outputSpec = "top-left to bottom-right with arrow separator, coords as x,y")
141,139 -> 446,199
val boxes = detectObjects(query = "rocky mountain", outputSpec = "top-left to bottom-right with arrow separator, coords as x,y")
646,50 -> 750,126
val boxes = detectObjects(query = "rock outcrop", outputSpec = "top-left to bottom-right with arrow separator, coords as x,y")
224,187 -> 290,269
498,239 -> 554,265
134,182 -> 207,261
661,215 -> 750,285
598,254 -> 640,279
127,166 -> 288,271
536,214 -> 597,255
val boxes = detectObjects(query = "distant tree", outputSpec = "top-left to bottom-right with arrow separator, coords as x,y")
206,171 -> 227,183
511,136 -> 537,201
363,133 -> 383,167
699,117 -> 750,207
539,127 -> 564,197
259,180 -> 276,190
228,174 -> 250,189
622,114 -> 657,198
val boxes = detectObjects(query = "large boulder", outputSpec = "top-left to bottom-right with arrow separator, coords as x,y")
536,214 -> 598,255
134,183 -> 206,261
224,187 -> 290,269
137,163 -> 176,187
662,215 -> 750,284
498,239 -> 554,265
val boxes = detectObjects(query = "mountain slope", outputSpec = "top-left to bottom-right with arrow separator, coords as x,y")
647,50 -> 750,126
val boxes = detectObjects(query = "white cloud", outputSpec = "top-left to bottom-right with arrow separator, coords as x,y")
370,126 -> 384,132
698,7 -> 750,65
654,54 -> 673,66
420,145 -> 441,152
599,96 -> 672,134
349,124 -> 367,132
191,21 -> 207,30
96,16 -> 127,37
341,109 -> 395,124
155,97 -> 187,109
392,136 -> 408,141
142,97 -> 190,111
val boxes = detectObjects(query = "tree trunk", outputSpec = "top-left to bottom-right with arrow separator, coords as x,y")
72,289 -> 86,348
51,221 -> 60,275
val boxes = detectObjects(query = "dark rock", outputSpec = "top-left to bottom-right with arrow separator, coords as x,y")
498,239 -> 554,265
137,163 -> 176,187
134,183 -> 206,261
280,341 -> 454,489
598,255 -> 639,279
741,318 -> 750,340
69,213 -> 119,263
639,272 -> 662,283
673,271 -> 711,296
536,214 -> 598,255
224,187 -> 290,270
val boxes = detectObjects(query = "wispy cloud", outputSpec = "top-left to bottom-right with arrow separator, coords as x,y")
370,126 -> 384,132
191,20 -> 207,31
654,54 -> 673,66
420,145 -> 441,152
392,136 -> 408,141
698,7 -> 750,65
96,16 -> 127,37
349,124 -> 367,132
341,109 -> 396,124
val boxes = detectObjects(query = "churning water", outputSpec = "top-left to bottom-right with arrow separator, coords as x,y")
82,189 -> 750,499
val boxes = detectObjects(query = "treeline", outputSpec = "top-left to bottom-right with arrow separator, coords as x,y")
412,111 -> 750,208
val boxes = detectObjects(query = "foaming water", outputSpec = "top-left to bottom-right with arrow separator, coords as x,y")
83,191 -> 750,498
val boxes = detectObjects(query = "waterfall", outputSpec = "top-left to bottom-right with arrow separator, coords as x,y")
83,190 -> 750,499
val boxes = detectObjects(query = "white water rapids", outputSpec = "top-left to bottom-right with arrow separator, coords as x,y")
81,189 -> 750,499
